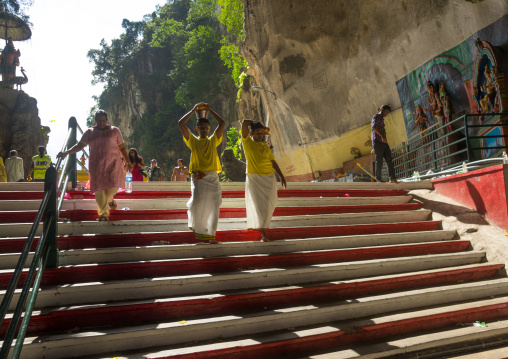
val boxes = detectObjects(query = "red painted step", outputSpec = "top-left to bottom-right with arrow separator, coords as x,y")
0,241 -> 469,289
1,264 -> 501,337
0,188 -> 409,200
0,221 -> 442,253
158,301 -> 508,359
0,203 -> 424,223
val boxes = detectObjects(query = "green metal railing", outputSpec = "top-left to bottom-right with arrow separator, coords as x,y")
0,117 -> 81,358
389,112 -> 508,179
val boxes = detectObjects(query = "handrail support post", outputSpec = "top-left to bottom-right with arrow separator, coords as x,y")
45,167 -> 59,268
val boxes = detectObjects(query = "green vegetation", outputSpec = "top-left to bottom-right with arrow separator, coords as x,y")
225,126 -> 242,160
0,0 -> 33,22
87,0 -> 247,176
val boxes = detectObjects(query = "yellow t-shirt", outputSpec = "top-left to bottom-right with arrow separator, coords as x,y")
242,135 -> 275,175
184,132 -> 223,173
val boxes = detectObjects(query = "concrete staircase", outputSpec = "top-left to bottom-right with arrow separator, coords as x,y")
1,181 -> 508,359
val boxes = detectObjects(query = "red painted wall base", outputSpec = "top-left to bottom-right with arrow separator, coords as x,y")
432,164 -> 508,230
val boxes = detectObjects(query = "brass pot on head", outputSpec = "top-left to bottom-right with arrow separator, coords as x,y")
196,104 -> 209,120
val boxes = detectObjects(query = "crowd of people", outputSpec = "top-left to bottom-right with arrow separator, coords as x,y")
3,102 -> 397,241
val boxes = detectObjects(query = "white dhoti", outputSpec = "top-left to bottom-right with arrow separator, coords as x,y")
245,173 -> 278,230
187,172 -> 222,240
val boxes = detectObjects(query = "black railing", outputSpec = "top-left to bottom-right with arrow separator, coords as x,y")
389,112 -> 508,179
0,117 -> 81,358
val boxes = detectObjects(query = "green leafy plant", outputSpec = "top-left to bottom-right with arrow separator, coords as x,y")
217,0 -> 248,100
226,126 -> 242,160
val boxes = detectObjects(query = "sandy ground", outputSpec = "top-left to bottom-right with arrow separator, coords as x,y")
410,189 -> 508,272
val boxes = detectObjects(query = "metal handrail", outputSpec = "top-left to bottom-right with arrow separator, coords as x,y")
0,117 -> 79,358
387,112 -> 508,179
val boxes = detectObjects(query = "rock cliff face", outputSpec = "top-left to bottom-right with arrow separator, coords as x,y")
103,74 -> 148,141
240,0 -> 508,176
0,89 -> 50,178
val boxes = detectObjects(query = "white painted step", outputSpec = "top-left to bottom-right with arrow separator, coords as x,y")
0,251 -> 485,310
0,180 -> 433,192
443,346 -> 508,359
12,262 -> 496,319
144,297 -> 508,359
295,306 -> 508,358
131,181 -> 433,191
0,230 -> 457,269
0,209 -> 433,237
59,231 -> 458,266
0,194 -> 414,211
11,279 -> 508,359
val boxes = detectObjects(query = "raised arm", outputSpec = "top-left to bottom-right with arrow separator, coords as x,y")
208,104 -> 226,140
178,103 -> 201,141
242,118 -> 253,139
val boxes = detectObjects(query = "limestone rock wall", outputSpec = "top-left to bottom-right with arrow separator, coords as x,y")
104,74 -> 147,141
0,89 -> 49,178
240,0 -> 508,163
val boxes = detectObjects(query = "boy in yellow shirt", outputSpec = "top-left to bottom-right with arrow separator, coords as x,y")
179,103 -> 225,243
241,119 -> 286,241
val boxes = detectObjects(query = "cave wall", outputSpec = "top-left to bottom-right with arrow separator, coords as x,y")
0,89 -> 50,179
240,0 -> 508,180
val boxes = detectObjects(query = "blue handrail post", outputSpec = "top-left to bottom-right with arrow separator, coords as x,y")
45,166 -> 59,268
66,117 -> 78,190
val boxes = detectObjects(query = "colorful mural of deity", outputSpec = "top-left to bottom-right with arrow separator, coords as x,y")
396,15 -> 508,139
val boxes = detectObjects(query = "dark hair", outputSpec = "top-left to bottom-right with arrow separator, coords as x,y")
128,148 -> 141,164
94,109 -> 108,120
196,118 -> 210,125
177,158 -> 184,164
378,105 -> 391,112
250,121 -> 266,132
9,150 -> 17,156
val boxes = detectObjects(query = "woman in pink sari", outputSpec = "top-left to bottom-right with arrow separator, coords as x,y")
128,148 -> 145,181
57,110 -> 132,221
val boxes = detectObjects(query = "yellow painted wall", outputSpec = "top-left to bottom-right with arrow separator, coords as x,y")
276,109 -> 407,178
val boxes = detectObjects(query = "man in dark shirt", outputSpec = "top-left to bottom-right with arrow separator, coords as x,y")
371,105 -> 398,183
148,159 -> 163,181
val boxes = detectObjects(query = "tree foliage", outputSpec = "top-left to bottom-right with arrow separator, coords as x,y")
0,0 -> 33,23
88,0 -> 247,175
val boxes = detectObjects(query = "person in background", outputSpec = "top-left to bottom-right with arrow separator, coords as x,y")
241,119 -> 286,241
5,150 -> 24,182
28,146 -> 51,182
171,158 -> 189,182
128,148 -> 145,181
57,109 -> 132,221
0,158 -> 7,182
178,102 -> 225,244
149,159 -> 163,181
371,104 -> 398,183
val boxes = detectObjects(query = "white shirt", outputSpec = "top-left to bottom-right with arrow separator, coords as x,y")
5,156 -> 24,182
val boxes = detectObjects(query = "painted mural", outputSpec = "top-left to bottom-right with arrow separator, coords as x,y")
396,15 -> 508,140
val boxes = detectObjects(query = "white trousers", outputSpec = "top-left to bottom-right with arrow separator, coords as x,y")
245,173 -> 278,230
187,172 -> 222,239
